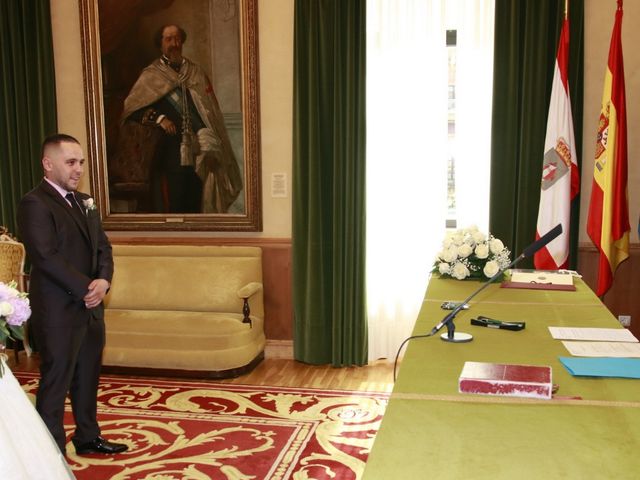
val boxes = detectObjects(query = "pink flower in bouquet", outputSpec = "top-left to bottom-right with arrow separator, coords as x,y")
0,281 -> 31,342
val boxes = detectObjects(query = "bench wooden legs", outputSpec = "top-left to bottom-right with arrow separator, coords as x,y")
242,298 -> 252,328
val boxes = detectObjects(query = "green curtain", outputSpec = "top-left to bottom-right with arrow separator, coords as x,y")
0,0 -> 57,236
292,0 -> 367,366
489,0 -> 584,268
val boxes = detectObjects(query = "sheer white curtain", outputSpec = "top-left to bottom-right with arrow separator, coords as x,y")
366,0 -> 449,361
451,0 -> 495,232
366,0 -> 495,361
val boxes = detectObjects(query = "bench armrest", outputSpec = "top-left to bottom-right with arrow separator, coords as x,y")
236,282 -> 262,300
236,282 -> 262,328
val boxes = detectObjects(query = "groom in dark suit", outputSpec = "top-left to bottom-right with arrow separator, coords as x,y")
18,133 -> 128,456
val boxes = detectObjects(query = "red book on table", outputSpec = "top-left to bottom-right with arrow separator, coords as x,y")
458,361 -> 553,400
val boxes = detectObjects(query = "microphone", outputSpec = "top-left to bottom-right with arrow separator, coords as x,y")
522,223 -> 563,258
429,223 -> 563,342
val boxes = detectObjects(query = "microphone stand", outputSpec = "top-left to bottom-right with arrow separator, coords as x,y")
434,252 -> 526,343
431,223 -> 563,343
393,224 -> 563,381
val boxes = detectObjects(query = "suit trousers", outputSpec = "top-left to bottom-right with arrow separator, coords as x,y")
34,313 -> 105,452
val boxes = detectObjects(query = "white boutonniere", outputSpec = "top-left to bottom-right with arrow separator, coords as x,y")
82,197 -> 97,213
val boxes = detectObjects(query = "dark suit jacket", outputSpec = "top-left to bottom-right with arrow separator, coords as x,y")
17,180 -> 113,329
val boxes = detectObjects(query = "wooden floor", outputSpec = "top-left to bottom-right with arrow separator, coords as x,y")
6,351 -> 396,393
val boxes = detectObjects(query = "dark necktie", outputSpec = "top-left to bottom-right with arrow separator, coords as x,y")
66,192 -> 85,217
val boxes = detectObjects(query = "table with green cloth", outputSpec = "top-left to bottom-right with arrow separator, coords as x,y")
363,277 -> 640,480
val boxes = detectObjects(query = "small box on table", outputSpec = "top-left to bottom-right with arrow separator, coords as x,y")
458,361 -> 553,399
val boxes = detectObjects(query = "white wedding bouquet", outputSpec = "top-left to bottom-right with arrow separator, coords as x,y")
0,280 -> 30,343
432,226 -> 511,280
0,280 -> 31,376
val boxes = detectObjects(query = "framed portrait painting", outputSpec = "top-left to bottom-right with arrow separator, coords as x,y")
79,0 -> 262,231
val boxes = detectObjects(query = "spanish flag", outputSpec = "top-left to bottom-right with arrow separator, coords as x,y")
587,0 -> 630,297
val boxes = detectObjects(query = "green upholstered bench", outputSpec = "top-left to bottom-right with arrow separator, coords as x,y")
102,245 -> 265,378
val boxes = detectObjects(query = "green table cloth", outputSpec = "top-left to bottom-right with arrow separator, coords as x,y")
363,277 -> 640,480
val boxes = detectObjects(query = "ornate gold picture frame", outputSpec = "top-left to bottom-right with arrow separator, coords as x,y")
79,0 -> 261,231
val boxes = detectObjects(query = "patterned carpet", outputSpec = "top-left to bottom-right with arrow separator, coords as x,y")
16,372 -> 388,480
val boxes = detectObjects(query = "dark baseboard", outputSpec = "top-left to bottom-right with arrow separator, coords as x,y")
100,351 -> 265,380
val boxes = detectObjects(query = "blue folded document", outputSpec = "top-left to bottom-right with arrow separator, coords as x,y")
559,357 -> 640,379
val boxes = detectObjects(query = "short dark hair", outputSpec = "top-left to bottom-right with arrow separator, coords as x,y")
154,24 -> 187,49
41,133 -> 80,158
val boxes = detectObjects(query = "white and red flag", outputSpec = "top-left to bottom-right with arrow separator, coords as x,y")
587,0 -> 630,296
534,14 -> 579,270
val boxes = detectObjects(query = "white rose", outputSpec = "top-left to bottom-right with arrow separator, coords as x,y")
489,238 -> 504,254
442,237 -> 453,249
458,244 -> 473,258
451,233 -> 464,246
463,236 -> 475,246
84,198 -> 98,213
438,262 -> 451,275
451,262 -> 470,280
474,243 -> 489,259
0,300 -> 14,317
442,247 -> 458,263
0,283 -> 18,298
483,260 -> 500,277
472,230 -> 486,243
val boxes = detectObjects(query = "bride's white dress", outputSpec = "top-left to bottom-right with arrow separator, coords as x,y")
0,357 -> 75,480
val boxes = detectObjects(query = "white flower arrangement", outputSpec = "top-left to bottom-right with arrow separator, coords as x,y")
82,197 -> 97,212
433,226 -> 511,280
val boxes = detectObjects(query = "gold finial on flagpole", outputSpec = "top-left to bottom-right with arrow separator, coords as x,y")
564,0 -> 569,19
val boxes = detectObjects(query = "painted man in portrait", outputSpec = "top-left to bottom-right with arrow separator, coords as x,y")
119,24 -> 242,213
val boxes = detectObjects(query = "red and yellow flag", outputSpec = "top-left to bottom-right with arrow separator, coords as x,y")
586,0 -> 630,297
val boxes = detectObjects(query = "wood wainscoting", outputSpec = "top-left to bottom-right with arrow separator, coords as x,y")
577,242 -> 640,339
108,237 -> 293,342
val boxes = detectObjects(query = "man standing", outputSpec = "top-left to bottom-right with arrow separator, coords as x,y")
120,24 -> 242,213
17,134 -> 128,456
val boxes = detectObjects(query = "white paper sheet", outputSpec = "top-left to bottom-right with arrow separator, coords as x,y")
549,327 -> 638,342
561,341 -> 640,357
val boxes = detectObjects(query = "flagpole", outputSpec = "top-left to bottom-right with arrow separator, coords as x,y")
564,0 -> 568,20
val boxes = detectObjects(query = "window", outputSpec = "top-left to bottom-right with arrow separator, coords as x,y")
447,29 -> 457,228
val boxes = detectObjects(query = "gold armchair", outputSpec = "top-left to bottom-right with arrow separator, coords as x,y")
0,227 -> 31,360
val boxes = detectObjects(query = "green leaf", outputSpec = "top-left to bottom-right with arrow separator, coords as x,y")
8,325 -> 24,341
0,322 -> 10,338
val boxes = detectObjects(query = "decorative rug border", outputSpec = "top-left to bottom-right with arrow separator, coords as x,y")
16,371 -> 390,398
